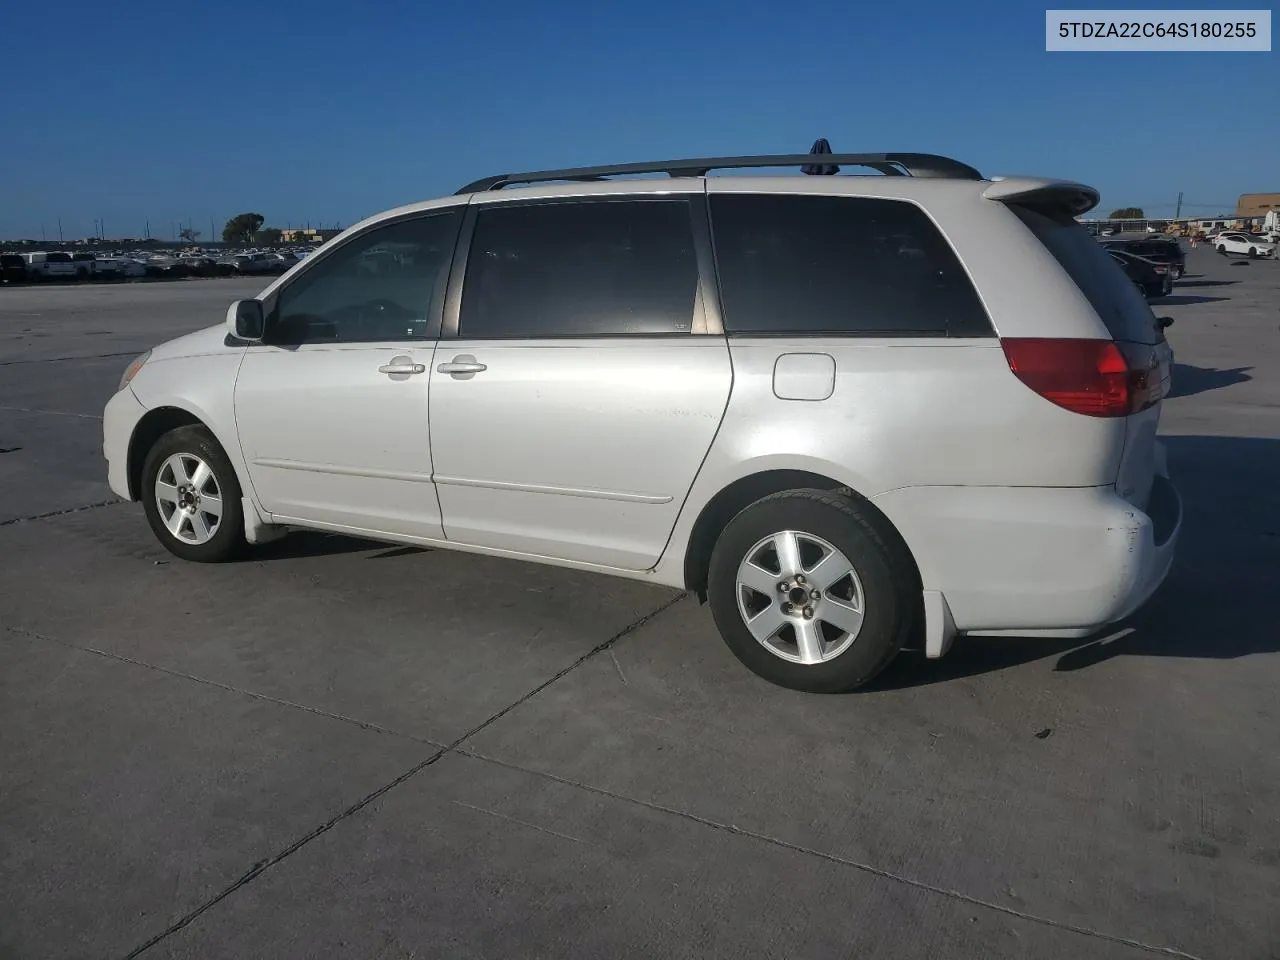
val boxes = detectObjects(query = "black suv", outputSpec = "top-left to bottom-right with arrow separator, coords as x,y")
1100,237 -> 1186,279
1,254 -> 28,284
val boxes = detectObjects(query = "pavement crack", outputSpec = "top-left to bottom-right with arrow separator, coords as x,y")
111,590 -> 686,959
0,350 -> 139,366
3,626 -> 443,747
0,499 -> 120,527
450,800 -> 596,847
455,750 -> 1206,960
0,404 -> 103,420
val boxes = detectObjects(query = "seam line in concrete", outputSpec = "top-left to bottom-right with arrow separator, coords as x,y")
112,591 -> 686,959
0,499 -> 120,527
0,404 -> 104,420
4,626 -> 443,747
0,350 -> 140,366
457,750 -> 1205,960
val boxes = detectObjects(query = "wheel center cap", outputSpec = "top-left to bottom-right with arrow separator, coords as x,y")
787,586 -> 809,606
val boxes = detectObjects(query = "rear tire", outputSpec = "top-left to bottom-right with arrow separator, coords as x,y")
707,489 -> 908,692
1217,245 -> 1228,256
141,425 -> 246,562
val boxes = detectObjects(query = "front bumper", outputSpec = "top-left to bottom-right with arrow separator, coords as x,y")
103,386 -> 147,501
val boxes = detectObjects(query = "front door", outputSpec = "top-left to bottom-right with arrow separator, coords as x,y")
234,209 -> 463,539
428,194 -> 731,571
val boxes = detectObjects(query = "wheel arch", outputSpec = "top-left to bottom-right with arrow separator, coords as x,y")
680,469 -> 922,604
126,406 -> 235,501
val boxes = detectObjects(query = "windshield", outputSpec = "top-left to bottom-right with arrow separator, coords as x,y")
1012,206 -> 1161,344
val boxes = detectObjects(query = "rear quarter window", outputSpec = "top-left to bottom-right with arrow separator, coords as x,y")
1012,206 -> 1160,345
709,194 -> 992,337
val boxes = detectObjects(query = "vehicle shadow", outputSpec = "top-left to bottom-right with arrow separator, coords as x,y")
872,435 -> 1280,689
1151,295 -> 1230,305
1174,279 -> 1238,288
241,531 -> 433,561
1169,363 -> 1252,398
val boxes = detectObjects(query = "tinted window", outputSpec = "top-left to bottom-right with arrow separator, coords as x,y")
1013,206 -> 1160,345
271,211 -> 461,344
709,194 -> 991,337
459,199 -> 698,338
46,253 -> 72,262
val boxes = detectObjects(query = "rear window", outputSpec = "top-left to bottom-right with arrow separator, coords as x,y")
1012,207 -> 1160,344
46,253 -> 72,262
709,194 -> 992,337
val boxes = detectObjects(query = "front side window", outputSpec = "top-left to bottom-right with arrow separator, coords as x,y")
709,194 -> 992,337
271,210 -> 462,344
458,199 -> 699,338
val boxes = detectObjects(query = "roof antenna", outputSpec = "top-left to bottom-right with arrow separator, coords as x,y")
801,138 -> 839,176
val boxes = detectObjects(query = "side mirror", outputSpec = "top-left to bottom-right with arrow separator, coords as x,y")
226,299 -> 265,342
1157,316 -> 1174,330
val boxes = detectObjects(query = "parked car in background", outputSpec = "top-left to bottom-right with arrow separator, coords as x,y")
22,252 -> 78,281
1101,236 -> 1186,279
1,253 -> 29,283
103,151 -> 1179,693
90,257 -> 128,280
1215,233 -> 1276,258
71,252 -> 98,280
1109,249 -> 1173,299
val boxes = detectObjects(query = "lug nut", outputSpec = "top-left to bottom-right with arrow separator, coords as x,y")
795,575 -> 806,585
781,602 -> 793,614
777,582 -> 789,593
810,589 -> 820,600
803,605 -> 814,619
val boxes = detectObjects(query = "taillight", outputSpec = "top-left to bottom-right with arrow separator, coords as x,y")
1154,265 -> 1168,274
1000,338 -> 1165,417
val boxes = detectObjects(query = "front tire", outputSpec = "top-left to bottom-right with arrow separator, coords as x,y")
142,425 -> 245,562
707,489 -> 907,692
1217,245 -> 1228,256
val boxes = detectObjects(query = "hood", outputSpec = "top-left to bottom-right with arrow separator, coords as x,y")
148,323 -> 234,362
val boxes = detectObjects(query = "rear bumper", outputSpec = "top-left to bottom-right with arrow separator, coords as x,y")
873,475 -> 1181,638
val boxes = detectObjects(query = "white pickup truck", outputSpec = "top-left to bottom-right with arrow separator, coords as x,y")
23,252 -> 78,280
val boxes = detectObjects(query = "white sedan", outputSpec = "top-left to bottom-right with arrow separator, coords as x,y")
1215,233 -> 1276,258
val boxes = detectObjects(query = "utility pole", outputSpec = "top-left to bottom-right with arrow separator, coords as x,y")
145,219 -> 151,240
57,217 -> 63,242
211,218 -> 217,245
1175,192 -> 1183,219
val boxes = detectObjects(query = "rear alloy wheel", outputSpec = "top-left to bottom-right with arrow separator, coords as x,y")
142,425 -> 245,562
708,490 -> 907,692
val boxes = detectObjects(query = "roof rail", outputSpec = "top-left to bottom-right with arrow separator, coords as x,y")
455,153 -> 984,194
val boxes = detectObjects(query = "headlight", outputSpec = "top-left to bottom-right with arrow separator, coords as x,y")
118,351 -> 151,392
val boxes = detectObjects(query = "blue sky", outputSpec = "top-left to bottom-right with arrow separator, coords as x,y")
2,0 -> 1275,240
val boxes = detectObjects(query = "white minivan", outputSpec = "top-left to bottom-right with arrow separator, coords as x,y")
103,152 -> 1180,692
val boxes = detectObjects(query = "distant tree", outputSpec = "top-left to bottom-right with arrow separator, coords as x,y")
178,227 -> 201,244
1108,207 -> 1145,219
222,213 -> 265,244
254,227 -> 283,246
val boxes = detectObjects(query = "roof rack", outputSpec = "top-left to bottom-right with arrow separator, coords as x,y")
455,153 -> 984,194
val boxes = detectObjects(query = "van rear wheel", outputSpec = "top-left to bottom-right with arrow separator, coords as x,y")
707,489 -> 906,692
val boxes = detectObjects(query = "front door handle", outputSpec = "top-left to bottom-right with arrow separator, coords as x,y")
437,354 -> 487,378
378,356 -> 426,377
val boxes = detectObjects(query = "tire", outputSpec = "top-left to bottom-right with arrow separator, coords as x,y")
707,489 -> 908,693
1217,246 -> 1227,256
1248,248 -> 1258,259
141,425 -> 245,562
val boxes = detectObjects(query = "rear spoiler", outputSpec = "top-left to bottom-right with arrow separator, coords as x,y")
982,177 -> 1100,217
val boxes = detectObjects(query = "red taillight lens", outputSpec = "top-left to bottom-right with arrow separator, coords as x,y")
1001,338 -> 1163,418
1154,265 -> 1168,274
